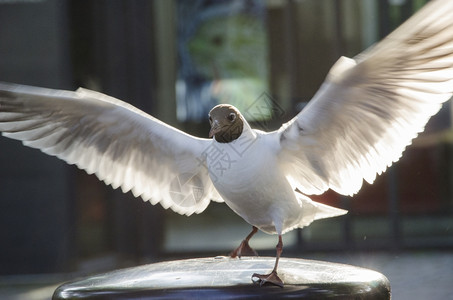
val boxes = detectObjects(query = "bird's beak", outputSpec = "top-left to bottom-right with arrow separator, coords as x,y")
209,120 -> 221,138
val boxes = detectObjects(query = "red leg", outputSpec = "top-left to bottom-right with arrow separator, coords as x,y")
230,226 -> 259,258
252,235 -> 284,287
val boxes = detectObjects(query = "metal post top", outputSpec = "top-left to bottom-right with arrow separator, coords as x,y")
53,256 -> 390,299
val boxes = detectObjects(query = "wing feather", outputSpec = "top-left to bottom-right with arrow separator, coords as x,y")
276,0 -> 453,196
0,82 -> 222,215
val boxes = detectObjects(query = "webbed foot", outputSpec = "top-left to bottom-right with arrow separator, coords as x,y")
230,226 -> 259,258
230,240 -> 258,258
252,270 -> 284,288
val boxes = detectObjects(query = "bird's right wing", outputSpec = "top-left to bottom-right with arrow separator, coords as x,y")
0,83 -> 222,216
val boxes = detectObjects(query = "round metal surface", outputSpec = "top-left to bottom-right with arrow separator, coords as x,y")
53,256 -> 390,299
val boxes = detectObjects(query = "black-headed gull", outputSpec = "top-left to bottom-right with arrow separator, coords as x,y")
1,0 -> 453,287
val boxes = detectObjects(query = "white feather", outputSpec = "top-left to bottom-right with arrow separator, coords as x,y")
0,83 -> 222,216
276,0 -> 453,197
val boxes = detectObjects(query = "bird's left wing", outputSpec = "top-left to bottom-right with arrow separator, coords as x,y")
274,0 -> 453,196
0,82 -> 221,215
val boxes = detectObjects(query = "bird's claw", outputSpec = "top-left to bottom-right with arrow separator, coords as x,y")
230,240 -> 258,258
252,271 -> 284,288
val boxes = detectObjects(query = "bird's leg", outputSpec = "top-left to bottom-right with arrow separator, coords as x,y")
230,226 -> 259,258
252,235 -> 284,288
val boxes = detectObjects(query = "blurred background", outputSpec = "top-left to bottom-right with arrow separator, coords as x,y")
0,0 -> 452,299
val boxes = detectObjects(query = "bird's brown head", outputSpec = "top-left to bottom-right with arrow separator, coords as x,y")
208,104 -> 244,143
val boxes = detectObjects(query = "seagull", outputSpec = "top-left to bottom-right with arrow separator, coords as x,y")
1,0 -> 453,287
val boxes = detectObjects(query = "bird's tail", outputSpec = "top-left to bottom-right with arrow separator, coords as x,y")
294,192 -> 348,230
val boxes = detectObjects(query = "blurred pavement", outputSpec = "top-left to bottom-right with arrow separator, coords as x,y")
305,250 -> 453,300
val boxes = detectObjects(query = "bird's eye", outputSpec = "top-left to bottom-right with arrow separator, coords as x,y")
227,113 -> 236,122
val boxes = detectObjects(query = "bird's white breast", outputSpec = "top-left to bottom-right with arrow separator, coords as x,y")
206,131 -> 301,234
